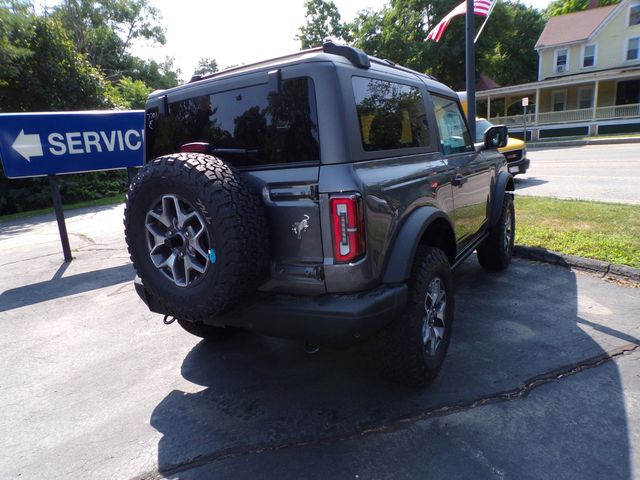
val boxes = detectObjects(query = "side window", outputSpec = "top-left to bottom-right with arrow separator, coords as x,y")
352,76 -> 430,151
431,95 -> 473,155
156,77 -> 320,166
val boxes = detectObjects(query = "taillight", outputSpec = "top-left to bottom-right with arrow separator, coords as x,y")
330,194 -> 365,263
180,142 -> 210,153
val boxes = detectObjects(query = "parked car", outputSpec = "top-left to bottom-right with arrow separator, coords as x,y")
475,118 -> 530,175
457,92 -> 529,175
125,42 -> 515,388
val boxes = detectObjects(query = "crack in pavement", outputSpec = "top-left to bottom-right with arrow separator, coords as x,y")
131,342 -> 640,480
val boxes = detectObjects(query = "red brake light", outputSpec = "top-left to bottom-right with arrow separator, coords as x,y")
330,194 -> 365,263
180,142 -> 210,153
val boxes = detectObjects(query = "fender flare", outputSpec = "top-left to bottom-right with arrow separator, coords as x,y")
382,207 -> 455,284
489,171 -> 514,227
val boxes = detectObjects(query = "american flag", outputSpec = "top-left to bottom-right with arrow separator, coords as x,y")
426,0 -> 495,42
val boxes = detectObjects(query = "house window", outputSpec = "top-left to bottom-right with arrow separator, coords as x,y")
616,80 -> 640,105
554,48 -> 568,73
582,45 -> 596,68
630,5 -> 640,26
627,37 -> 640,61
552,90 -> 566,111
577,87 -> 594,109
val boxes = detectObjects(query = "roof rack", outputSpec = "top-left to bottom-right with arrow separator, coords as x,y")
188,46 -> 324,83
368,56 -> 438,81
322,41 -> 370,69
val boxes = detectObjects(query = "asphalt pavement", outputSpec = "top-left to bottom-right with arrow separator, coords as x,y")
517,143 -> 640,204
1,204 -> 639,479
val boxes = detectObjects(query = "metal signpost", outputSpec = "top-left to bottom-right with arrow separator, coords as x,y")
522,97 -> 529,142
0,110 -> 145,262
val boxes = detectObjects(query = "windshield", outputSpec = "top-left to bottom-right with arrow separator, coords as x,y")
475,119 -> 494,142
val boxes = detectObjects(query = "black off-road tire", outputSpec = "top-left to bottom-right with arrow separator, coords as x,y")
477,193 -> 515,271
376,246 -> 454,388
124,153 -> 269,321
177,319 -> 238,341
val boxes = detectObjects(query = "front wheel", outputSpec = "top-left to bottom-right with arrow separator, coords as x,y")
477,193 -> 515,271
377,246 -> 454,388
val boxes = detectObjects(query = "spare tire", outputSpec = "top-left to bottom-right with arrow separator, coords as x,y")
124,153 -> 269,321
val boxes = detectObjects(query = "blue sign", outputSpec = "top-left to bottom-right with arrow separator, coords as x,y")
0,110 -> 145,179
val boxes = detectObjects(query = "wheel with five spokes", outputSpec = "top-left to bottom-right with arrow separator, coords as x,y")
124,153 -> 269,323
377,246 -> 454,388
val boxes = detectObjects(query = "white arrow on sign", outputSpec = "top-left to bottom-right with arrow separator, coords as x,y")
12,129 -> 43,162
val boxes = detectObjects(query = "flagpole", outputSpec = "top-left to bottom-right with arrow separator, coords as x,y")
474,0 -> 497,43
466,0 -> 476,137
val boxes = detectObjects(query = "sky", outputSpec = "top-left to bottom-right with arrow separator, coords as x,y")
37,0 -> 553,81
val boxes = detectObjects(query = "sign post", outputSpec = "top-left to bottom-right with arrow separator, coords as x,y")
0,110 -> 144,262
522,97 -> 529,142
48,174 -> 73,262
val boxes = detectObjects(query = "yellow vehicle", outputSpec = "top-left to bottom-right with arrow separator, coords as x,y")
458,93 -> 529,175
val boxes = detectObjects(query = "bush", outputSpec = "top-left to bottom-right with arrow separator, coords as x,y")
0,162 -> 128,215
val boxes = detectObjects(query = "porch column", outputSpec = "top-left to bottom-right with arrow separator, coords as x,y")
592,80 -> 600,121
487,95 -> 491,119
534,87 -> 540,125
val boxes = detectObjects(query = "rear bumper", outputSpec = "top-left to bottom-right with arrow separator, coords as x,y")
134,276 -> 407,347
507,157 -> 530,175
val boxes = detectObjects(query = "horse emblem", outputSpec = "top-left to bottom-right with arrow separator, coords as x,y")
291,214 -> 310,239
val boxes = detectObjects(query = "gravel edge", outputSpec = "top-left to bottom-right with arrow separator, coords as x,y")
513,245 -> 640,286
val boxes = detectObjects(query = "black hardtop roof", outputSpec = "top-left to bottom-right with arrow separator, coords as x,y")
148,42 -> 456,100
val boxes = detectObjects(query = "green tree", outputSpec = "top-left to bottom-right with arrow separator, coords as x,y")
193,57 -> 219,77
546,0 -> 619,16
0,4 -> 117,112
116,77 -> 152,109
477,1 -> 545,86
296,0 -> 351,48
51,0 -> 181,90
305,0 -> 544,89
53,0 -> 166,72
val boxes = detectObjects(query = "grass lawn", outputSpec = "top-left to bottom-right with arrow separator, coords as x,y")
515,195 -> 640,269
0,194 -> 125,223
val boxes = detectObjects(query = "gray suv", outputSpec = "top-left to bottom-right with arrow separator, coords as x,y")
125,42 -> 514,387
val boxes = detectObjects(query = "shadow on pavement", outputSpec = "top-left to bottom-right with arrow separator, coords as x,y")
149,260 -> 631,478
514,176 -> 548,190
0,263 -> 133,312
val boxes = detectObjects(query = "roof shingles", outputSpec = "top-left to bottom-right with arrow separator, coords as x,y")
534,5 -> 617,49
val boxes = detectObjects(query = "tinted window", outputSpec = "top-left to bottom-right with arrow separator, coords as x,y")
352,77 -> 429,151
153,77 -> 320,166
431,95 -> 473,155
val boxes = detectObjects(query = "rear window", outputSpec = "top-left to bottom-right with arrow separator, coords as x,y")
352,76 -> 430,152
152,77 -> 320,166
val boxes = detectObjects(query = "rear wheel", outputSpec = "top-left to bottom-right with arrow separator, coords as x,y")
377,246 -> 454,388
477,193 -> 515,271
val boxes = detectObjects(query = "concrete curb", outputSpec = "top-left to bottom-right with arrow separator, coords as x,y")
513,245 -> 640,286
527,136 -> 640,149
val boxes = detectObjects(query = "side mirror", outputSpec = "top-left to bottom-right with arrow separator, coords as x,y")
484,125 -> 508,149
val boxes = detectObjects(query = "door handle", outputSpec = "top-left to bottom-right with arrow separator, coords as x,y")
452,173 -> 468,187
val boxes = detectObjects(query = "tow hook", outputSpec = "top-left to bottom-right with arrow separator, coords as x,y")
304,342 -> 320,355
163,315 -> 177,325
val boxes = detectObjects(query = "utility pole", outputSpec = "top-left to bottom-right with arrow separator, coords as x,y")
465,0 -> 476,138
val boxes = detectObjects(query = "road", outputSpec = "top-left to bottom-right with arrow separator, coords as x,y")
517,143 -> 640,204
1,205 -> 639,479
